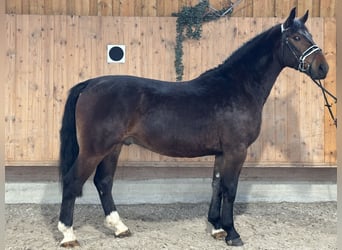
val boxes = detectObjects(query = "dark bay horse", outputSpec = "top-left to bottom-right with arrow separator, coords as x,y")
57,8 -> 328,247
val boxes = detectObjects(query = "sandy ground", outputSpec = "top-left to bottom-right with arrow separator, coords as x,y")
6,202 -> 336,250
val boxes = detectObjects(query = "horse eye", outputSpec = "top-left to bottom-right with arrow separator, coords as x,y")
293,36 -> 301,41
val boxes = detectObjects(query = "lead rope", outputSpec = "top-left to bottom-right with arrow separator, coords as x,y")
312,79 -> 337,127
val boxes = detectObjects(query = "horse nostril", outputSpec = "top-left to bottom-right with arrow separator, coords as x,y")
317,63 -> 329,78
319,63 -> 329,74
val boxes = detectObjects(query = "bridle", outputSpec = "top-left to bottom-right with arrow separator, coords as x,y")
281,23 -> 322,73
281,23 -> 337,127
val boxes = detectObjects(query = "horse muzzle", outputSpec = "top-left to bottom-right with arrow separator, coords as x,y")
302,48 -> 329,80
309,57 -> 329,80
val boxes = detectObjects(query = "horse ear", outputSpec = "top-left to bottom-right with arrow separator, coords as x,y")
299,10 -> 309,24
283,7 -> 296,29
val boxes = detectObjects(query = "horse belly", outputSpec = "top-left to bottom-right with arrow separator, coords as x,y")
135,138 -> 220,158
130,117 -> 221,158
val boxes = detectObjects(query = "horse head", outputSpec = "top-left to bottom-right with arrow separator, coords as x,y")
280,7 -> 329,80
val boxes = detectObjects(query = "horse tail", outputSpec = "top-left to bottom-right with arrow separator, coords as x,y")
59,80 -> 90,182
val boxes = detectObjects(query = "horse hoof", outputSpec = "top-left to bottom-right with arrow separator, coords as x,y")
211,228 -> 227,240
116,229 -> 132,238
60,240 -> 80,248
226,237 -> 244,246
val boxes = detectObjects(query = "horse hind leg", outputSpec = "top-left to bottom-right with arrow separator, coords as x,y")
58,154 -> 102,247
208,155 -> 227,240
93,146 -> 131,238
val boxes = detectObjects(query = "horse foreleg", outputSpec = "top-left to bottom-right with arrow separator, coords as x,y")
208,155 -> 226,240
220,148 -> 246,246
93,148 -> 131,238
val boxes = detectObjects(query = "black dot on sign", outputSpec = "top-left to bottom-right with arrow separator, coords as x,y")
109,46 -> 124,61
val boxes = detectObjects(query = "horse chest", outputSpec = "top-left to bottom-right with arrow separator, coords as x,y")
216,104 -> 262,147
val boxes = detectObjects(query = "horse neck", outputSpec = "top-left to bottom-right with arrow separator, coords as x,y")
220,25 -> 284,106
246,55 -> 283,105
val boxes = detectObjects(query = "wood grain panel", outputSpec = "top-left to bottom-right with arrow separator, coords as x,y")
4,16 -> 336,167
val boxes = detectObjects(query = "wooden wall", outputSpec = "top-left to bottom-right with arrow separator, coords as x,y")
5,0 -> 336,17
4,15 -> 336,167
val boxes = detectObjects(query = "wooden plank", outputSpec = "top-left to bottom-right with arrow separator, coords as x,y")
29,0 -> 44,14
6,0 -> 18,13
233,0 -> 253,17
1,1 -> 5,247
120,0 -> 135,16
93,17 -> 104,75
112,0 -> 120,16
311,0 -> 321,17
65,0 -> 76,15
6,15 -> 18,162
98,0 -> 112,16
52,0 -> 67,15
285,67 -> 301,163
44,0 -> 53,14
52,15 -> 68,160
308,18 -> 325,163
162,0 -> 179,16
65,16 -> 79,89
142,0 -> 157,16
74,0 -> 89,16
323,18 -> 336,163
21,0 -> 29,14
15,14 -> 31,161
78,16 -> 93,80
26,15 -> 43,161
252,0 -> 275,17
275,0 -> 297,17
154,17 -> 164,80
40,15 -> 55,161
155,0 -> 165,16
320,0 -> 335,17
297,0 -> 313,17
163,17 -> 176,81
89,0 -> 98,15
299,76 -> 313,163
5,15 -> 16,162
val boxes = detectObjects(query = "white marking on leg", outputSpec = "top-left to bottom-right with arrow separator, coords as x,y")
211,228 -> 225,236
58,221 -> 77,245
105,211 -> 129,236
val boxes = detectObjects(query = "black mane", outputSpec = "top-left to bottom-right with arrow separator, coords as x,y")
199,23 -> 282,78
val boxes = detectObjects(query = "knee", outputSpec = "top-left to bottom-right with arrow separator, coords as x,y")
94,176 -> 113,194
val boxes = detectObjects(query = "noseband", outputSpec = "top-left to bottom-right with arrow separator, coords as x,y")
281,24 -> 322,73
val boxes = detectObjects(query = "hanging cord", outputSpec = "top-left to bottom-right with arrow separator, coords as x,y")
204,0 -> 243,17
311,79 -> 337,127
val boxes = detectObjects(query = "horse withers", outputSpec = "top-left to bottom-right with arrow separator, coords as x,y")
57,8 -> 328,247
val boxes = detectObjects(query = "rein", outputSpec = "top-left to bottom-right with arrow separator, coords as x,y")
312,78 -> 337,127
281,24 -> 337,127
